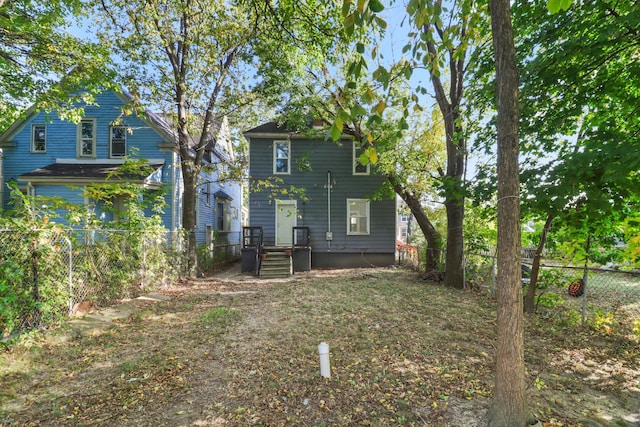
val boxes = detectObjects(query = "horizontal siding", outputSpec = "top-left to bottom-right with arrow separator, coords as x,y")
1,91 -> 177,231
248,136 -> 395,255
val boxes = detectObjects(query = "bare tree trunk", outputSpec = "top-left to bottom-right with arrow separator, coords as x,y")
444,198 -> 464,288
524,214 -> 553,313
388,175 -> 443,271
180,153 -> 199,277
488,0 -> 527,425
420,15 -> 468,289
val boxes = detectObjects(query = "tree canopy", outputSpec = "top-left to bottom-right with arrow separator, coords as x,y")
0,0 -> 110,130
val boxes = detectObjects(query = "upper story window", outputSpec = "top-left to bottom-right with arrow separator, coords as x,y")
353,141 -> 370,175
78,119 -> 96,158
31,124 -> 46,153
347,198 -> 370,235
110,125 -> 127,158
274,140 -> 290,174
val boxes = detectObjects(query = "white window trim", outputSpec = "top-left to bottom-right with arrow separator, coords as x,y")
31,124 -> 46,153
347,198 -> 370,235
273,140 -> 290,175
77,119 -> 96,159
109,125 -> 127,158
353,141 -> 370,175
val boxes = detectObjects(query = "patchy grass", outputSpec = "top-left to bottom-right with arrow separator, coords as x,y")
0,268 -> 638,426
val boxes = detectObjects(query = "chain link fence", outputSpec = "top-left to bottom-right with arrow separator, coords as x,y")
1,228 -> 187,341
465,250 -> 640,326
198,231 -> 241,273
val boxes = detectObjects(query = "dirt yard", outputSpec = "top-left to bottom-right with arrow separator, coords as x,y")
1,267 -> 639,426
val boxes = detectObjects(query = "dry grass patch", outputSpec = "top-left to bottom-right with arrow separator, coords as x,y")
0,267 -> 638,426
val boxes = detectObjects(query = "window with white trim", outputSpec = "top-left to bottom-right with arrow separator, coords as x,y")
31,124 -> 46,153
347,198 -> 370,235
353,141 -> 370,175
78,119 -> 96,158
110,125 -> 127,158
274,140 -> 290,174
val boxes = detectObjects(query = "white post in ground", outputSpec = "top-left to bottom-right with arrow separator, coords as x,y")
318,342 -> 331,378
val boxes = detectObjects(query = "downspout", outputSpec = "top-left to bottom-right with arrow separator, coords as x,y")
326,170 -> 332,249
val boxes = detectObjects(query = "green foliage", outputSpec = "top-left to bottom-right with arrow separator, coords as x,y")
591,310 -> 615,334
0,0 -> 113,132
546,0 -> 573,13
197,245 -> 215,274
249,177 -> 308,203
535,293 -> 565,310
538,268 -> 575,290
0,163 -> 180,341
469,1 -> 640,279
0,259 -> 25,339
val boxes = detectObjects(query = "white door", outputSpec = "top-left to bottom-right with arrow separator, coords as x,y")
275,200 -> 297,246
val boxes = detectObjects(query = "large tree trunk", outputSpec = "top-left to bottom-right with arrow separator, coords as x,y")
444,197 -> 465,288
443,111 -> 466,289
181,164 -> 199,277
524,214 -> 553,314
421,15 -> 468,289
488,0 -> 527,425
388,175 -> 443,271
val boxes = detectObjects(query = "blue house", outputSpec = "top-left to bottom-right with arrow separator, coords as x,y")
0,90 -> 242,248
243,120 -> 396,275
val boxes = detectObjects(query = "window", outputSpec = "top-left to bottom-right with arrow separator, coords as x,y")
31,124 -> 46,153
78,119 -> 96,158
400,215 -> 410,223
111,196 -> 129,222
353,141 -> 370,175
347,199 -> 370,235
217,201 -> 231,231
205,225 -> 213,247
205,183 -> 211,207
274,140 -> 290,174
110,125 -> 127,158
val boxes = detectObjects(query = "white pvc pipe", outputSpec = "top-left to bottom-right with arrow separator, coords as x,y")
318,341 -> 331,378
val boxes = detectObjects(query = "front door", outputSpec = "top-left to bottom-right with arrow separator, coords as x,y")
275,200 -> 297,246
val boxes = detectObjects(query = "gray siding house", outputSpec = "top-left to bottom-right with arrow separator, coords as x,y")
244,121 -> 396,271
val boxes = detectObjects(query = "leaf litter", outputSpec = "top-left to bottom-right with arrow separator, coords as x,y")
0,267 -> 638,426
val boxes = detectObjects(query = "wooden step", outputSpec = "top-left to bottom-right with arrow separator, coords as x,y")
259,252 -> 292,278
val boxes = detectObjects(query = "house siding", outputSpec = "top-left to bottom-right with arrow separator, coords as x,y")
0,91 -> 242,246
248,134 -> 395,267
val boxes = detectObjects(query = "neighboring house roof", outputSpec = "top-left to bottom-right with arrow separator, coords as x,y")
18,160 -> 164,188
214,190 -> 232,200
150,111 -> 234,163
244,120 -> 325,140
0,90 -> 234,164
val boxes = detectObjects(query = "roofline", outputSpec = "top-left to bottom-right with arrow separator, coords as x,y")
0,104 -> 39,143
243,131 -> 353,140
17,177 -> 163,189
53,158 -> 166,165
0,89 -> 176,145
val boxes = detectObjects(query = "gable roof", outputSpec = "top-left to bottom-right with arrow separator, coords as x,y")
0,89 -> 234,163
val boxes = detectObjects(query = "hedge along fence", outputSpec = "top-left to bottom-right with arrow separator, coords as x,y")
465,251 -> 640,330
0,228 -> 187,342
